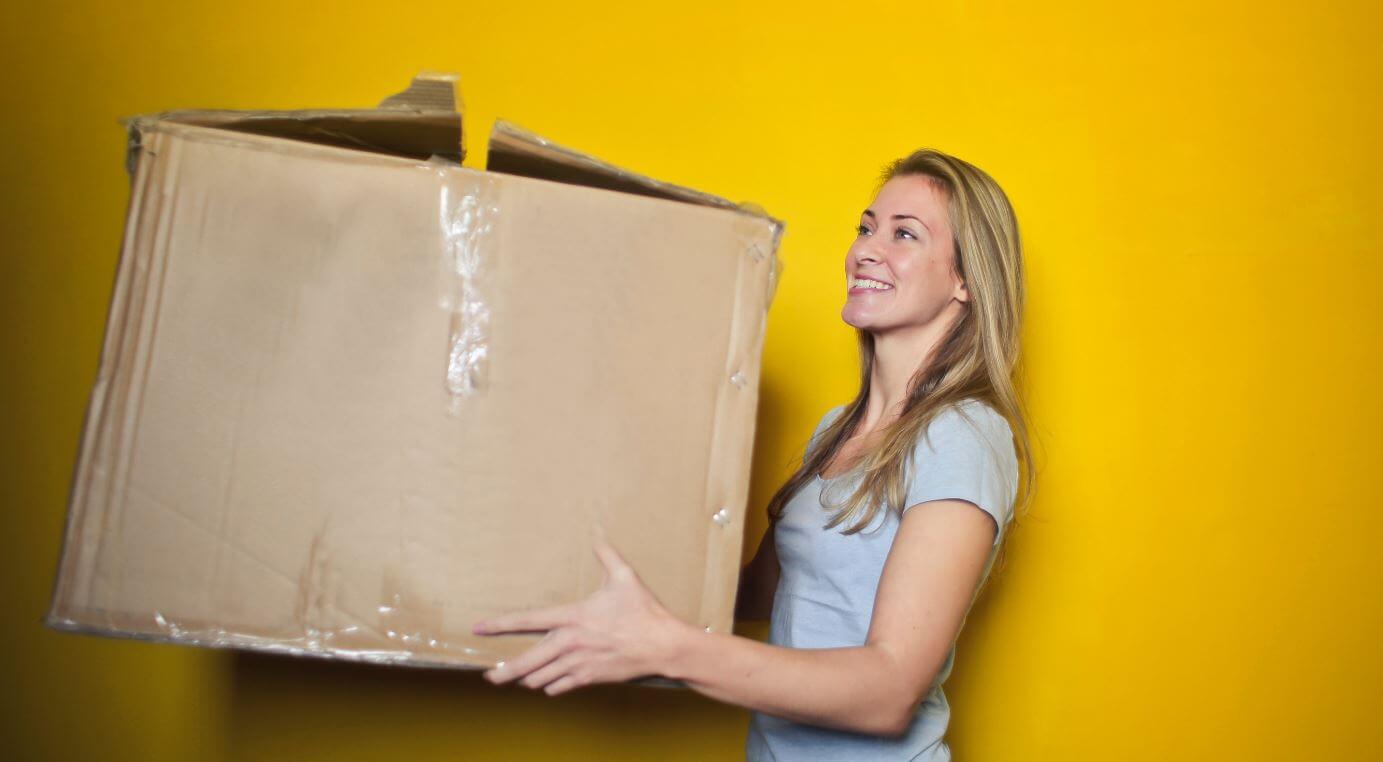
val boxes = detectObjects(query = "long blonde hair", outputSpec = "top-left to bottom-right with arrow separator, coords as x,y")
766,149 -> 1036,569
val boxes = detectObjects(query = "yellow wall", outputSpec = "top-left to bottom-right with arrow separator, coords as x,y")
4,2 -> 1379,759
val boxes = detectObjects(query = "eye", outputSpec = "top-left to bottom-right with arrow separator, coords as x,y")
856,223 -> 872,236
895,227 -> 918,240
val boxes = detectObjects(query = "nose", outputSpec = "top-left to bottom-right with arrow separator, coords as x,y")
853,241 -> 883,266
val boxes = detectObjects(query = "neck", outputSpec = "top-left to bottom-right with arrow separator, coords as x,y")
860,308 -> 961,432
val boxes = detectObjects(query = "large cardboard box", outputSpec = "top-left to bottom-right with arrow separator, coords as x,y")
46,73 -> 783,670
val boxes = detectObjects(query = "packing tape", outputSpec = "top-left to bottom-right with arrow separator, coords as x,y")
431,159 -> 501,415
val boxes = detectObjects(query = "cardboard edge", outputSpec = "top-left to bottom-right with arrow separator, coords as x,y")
46,617 -> 691,689
486,119 -> 785,231
125,119 -> 457,172
376,70 -> 461,112
119,72 -> 465,172
45,616 -> 486,671
694,216 -> 783,635
46,118 -> 169,628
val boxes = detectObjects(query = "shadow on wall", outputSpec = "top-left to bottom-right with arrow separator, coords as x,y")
228,650 -> 748,758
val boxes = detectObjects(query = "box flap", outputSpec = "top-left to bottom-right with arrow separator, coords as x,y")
486,120 -> 782,228
120,72 -> 464,173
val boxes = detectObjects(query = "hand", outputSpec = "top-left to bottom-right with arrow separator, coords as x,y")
471,529 -> 692,696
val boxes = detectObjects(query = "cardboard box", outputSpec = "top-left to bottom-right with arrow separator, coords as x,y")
46,72 -> 783,670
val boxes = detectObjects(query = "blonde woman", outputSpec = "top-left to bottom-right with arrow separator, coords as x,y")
473,149 -> 1035,761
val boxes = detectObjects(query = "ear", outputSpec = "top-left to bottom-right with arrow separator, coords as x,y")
954,278 -> 970,303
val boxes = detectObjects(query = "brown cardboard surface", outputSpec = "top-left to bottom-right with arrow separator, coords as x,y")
47,76 -> 781,671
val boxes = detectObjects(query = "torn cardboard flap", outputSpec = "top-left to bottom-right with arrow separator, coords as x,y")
120,72 -> 464,175
376,70 -> 460,112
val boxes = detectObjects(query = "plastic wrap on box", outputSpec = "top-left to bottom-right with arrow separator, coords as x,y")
46,73 -> 785,671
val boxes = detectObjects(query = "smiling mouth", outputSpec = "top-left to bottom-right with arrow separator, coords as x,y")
849,277 -> 893,291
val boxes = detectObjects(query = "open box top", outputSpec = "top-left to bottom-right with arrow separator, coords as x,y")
121,71 -> 783,238
120,72 -> 466,170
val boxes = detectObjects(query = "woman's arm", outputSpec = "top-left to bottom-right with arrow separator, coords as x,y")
472,499 -> 996,738
734,523 -> 779,621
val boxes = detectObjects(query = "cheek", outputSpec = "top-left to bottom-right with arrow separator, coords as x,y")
888,256 -> 930,294
895,258 -> 953,311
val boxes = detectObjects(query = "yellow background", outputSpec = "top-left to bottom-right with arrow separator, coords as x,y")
4,1 -> 1380,760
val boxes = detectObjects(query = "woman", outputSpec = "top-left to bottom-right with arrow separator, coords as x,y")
472,148 -> 1036,760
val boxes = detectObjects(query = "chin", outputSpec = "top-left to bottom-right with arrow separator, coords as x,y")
840,306 -> 878,331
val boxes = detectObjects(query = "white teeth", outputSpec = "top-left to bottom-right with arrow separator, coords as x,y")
850,278 -> 892,290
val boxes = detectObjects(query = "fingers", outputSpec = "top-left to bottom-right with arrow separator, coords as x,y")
483,630 -> 569,685
473,602 -> 580,635
518,652 -> 583,692
593,534 -> 634,581
543,673 -> 584,696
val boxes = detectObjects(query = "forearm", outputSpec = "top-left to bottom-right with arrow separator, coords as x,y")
660,623 -> 914,737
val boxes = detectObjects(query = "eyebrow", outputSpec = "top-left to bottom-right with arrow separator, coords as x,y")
862,209 -> 932,235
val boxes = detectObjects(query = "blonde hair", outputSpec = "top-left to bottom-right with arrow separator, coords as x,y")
766,149 -> 1036,574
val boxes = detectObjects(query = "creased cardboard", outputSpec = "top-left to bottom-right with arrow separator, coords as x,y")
46,72 -> 783,670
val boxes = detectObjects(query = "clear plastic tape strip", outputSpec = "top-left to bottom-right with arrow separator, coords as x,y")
431,158 -> 499,413
47,616 -> 508,668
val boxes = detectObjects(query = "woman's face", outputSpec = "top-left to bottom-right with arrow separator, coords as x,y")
841,175 -> 968,334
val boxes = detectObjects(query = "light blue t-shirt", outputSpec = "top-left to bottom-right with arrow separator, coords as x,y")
745,398 -> 1019,761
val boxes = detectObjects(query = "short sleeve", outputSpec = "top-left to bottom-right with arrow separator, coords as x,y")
903,401 -> 1019,547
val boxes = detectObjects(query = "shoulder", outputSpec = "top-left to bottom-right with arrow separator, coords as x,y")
915,399 -> 1018,483
927,398 -> 1013,446
905,398 -> 1020,541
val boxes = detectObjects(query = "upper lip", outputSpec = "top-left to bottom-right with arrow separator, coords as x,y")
850,274 -> 893,286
